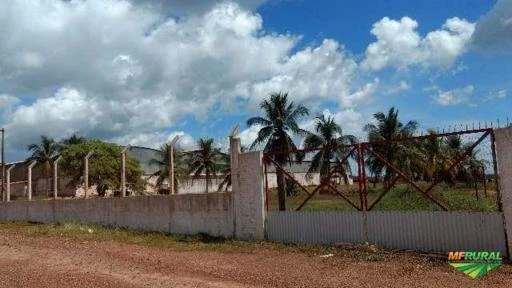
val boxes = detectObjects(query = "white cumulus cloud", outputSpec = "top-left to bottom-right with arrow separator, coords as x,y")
0,1 -> 361,150
362,16 -> 475,71
431,85 -> 474,106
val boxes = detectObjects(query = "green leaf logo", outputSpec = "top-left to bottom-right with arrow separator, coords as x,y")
449,262 -> 501,279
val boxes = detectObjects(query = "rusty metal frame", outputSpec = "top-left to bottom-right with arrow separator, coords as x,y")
295,147 -> 359,211
263,128 -> 496,212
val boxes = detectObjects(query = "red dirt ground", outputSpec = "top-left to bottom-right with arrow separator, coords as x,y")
0,228 -> 510,287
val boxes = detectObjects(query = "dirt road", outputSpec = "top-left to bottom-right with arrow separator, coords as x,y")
0,228 -> 510,287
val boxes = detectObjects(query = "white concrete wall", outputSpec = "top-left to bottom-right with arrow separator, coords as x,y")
494,127 -> 512,259
0,136 -> 268,241
0,193 -> 234,238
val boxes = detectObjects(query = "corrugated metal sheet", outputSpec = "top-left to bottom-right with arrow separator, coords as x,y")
266,211 -> 365,245
368,211 -> 507,254
266,211 -> 507,255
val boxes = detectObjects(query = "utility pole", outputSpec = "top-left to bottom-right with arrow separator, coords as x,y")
169,136 -> 180,195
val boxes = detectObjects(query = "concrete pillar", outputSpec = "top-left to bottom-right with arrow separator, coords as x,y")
494,127 -> 512,260
27,160 -> 37,201
230,136 -> 241,193
168,136 -> 180,195
231,137 -> 265,240
6,164 -> 15,202
121,146 -> 129,197
84,151 -> 93,198
168,144 -> 174,194
54,156 -> 62,199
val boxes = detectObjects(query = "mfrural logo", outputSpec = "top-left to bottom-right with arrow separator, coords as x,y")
448,251 -> 502,279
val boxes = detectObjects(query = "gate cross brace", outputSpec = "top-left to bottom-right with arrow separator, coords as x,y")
365,148 -> 448,211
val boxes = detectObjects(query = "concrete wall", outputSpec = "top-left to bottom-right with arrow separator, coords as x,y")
0,193 -> 234,238
0,136 -> 266,241
494,127 -> 512,259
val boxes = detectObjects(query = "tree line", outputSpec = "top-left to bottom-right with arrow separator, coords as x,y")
246,93 -> 487,211
26,92 -> 486,202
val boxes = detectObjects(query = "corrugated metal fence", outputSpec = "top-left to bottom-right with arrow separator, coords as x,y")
266,211 -> 364,245
266,211 -> 507,255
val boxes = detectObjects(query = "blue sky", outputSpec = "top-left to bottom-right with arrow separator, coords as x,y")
179,0 -> 511,145
0,0 -> 511,161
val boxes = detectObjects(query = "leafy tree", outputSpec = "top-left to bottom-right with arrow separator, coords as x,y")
364,107 -> 418,186
149,143 -> 187,194
28,136 -> 59,196
60,140 -> 144,196
188,138 -> 222,193
304,115 -> 357,190
247,92 -> 309,211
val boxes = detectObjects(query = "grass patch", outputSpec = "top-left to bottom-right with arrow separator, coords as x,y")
0,221 -> 395,260
0,221 -> 255,253
268,183 -> 499,212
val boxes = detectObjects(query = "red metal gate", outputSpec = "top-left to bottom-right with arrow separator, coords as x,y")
263,128 -> 500,212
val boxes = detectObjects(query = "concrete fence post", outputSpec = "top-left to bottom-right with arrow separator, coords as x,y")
27,160 -> 37,200
168,136 -> 180,195
494,126 -> 512,260
84,151 -> 93,198
6,164 -> 15,202
54,156 -> 63,199
120,146 -> 130,197
230,136 -> 265,240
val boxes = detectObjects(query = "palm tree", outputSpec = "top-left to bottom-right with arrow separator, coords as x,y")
216,152 -> 231,192
247,92 -> 309,211
364,107 -> 418,186
60,134 -> 86,146
149,143 -> 186,194
304,115 -> 357,191
188,138 -> 222,193
27,136 -> 59,197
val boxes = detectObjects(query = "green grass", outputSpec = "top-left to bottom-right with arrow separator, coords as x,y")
0,221 -> 259,253
0,221 -> 432,263
0,221 -> 387,259
268,182 -> 499,212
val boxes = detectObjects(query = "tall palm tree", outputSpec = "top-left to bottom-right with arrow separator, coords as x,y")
247,92 -> 309,211
304,115 -> 357,190
188,138 -> 222,194
364,107 -> 418,186
149,143 -> 186,194
27,136 -> 59,196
